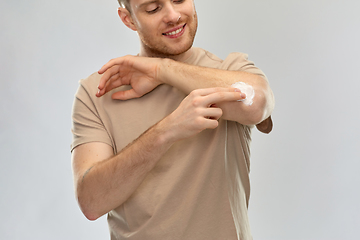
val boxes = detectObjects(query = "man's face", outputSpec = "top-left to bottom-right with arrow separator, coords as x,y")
128,0 -> 198,57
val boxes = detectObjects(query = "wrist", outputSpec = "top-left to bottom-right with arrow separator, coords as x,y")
157,58 -> 175,86
153,114 -> 180,145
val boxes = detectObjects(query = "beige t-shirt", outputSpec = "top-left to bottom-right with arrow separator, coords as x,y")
71,47 -> 267,240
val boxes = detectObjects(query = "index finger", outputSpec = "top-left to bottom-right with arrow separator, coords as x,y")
97,55 -> 133,75
97,65 -> 121,90
200,88 -> 246,106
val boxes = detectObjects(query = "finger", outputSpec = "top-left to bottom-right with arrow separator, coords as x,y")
203,107 -> 223,120
98,55 -> 135,75
202,117 -> 220,129
98,57 -> 125,75
98,65 -> 123,90
96,74 -> 119,97
98,61 -> 118,76
203,90 -> 245,106
192,87 -> 240,96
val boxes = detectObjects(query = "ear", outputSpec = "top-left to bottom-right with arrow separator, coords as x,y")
118,7 -> 137,31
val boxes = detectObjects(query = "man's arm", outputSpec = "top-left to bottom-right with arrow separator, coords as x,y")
159,59 -> 274,126
97,56 -> 274,127
72,123 -> 172,221
72,88 -> 244,220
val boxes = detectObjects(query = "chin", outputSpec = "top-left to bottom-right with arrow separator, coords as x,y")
166,42 -> 193,55
143,40 -> 193,58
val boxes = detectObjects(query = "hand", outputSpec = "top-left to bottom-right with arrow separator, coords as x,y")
159,87 -> 245,142
96,55 -> 162,100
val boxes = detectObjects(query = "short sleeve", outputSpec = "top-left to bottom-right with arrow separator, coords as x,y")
222,52 -> 267,80
70,80 -> 113,152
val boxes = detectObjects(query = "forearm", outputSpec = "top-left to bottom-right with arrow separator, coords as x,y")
160,58 -> 258,92
75,86 -> 245,220
159,59 -> 274,124
76,121 -> 174,220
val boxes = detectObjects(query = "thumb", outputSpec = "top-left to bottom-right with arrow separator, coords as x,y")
111,89 -> 142,100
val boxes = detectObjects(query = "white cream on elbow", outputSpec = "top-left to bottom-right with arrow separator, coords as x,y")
231,82 -> 255,106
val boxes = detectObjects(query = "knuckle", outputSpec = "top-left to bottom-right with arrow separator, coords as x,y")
192,108 -> 200,115
191,98 -> 202,107
189,89 -> 199,97
194,117 -> 205,126
216,92 -> 226,101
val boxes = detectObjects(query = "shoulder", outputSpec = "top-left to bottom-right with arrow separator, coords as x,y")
223,52 -> 266,78
192,48 -> 248,64
222,52 -> 252,70
190,48 -> 255,69
200,48 -> 223,63
77,72 -> 102,96
187,47 -> 222,67
189,47 -> 266,77
76,72 -> 101,101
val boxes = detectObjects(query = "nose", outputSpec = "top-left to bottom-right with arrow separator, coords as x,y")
163,3 -> 181,24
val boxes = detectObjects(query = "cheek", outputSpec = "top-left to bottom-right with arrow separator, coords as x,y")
137,19 -> 162,35
184,1 -> 196,15
136,23 -> 150,35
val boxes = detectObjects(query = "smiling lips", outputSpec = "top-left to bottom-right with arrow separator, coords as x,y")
163,24 -> 186,38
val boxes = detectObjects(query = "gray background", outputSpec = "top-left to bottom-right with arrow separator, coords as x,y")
1,0 -> 359,239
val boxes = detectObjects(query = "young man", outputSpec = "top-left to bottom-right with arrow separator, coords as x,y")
71,0 -> 274,239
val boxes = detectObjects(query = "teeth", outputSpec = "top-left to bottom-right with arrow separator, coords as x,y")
165,27 -> 183,36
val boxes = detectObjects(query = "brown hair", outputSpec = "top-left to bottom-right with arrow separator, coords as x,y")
117,0 -> 131,12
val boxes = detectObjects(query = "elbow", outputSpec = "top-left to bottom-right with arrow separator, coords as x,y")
82,208 -> 101,221
241,92 -> 273,126
85,214 -> 100,221
245,94 -> 268,125
251,86 -> 275,123
75,188 -> 102,221
220,98 -> 266,125
225,79 -> 275,126
249,90 -> 275,133
248,111 -> 265,125
78,197 -> 102,221
242,109 -> 265,126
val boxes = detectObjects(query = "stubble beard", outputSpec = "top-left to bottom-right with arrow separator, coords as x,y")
139,12 -> 198,58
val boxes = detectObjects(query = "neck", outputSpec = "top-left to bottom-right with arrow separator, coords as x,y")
139,46 -> 194,63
